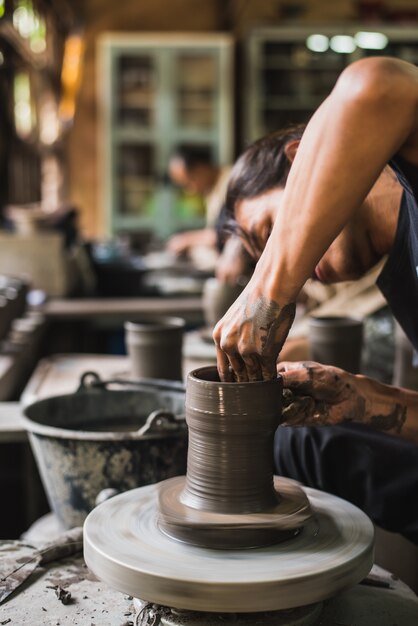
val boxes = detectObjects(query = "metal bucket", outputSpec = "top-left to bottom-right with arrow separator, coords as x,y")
22,372 -> 187,529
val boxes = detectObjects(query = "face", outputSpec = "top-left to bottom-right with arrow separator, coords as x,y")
169,158 -> 215,195
235,188 -> 284,260
313,224 -> 376,283
235,188 -> 378,284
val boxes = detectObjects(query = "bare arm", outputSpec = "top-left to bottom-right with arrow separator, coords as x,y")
279,361 -> 418,445
214,57 -> 418,381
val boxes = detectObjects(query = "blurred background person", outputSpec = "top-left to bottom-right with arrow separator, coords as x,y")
167,147 -> 231,258
167,147 -> 254,327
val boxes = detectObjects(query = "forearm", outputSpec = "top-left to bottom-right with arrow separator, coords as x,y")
254,59 -> 417,304
355,374 -> 418,443
280,360 -> 418,443
191,228 -> 217,247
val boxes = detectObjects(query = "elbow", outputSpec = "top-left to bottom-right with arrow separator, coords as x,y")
333,57 -> 415,110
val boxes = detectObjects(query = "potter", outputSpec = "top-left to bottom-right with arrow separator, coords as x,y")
213,56 -> 418,544
167,146 -> 252,289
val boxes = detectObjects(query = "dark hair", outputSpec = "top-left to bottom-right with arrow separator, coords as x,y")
225,124 -> 305,219
170,145 -> 213,171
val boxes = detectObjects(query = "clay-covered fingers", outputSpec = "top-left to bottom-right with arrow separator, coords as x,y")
214,335 -> 250,382
214,323 -> 264,381
215,346 -> 233,382
214,343 -> 278,383
281,394 -> 316,426
225,351 -> 249,382
277,361 -> 317,395
240,353 -> 263,382
215,345 -> 263,382
259,356 -> 279,381
277,360 -> 316,374
278,360 -> 353,408
213,291 -> 296,382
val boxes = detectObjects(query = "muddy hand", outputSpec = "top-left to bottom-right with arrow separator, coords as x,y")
278,361 -> 366,426
213,287 -> 296,382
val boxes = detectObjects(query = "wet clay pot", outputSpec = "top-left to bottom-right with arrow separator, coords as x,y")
22,374 -> 187,529
125,316 -> 185,381
308,316 -> 363,373
158,366 -> 286,549
182,366 -> 282,514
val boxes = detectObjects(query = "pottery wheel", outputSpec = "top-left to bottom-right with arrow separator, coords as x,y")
84,481 -> 374,613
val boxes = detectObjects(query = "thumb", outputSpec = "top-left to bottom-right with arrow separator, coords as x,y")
277,360 -> 306,373
278,362 -> 315,394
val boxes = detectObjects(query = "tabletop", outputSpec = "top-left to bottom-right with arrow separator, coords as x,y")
41,297 -> 203,321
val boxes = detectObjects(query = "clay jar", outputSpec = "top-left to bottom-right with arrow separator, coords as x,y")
202,277 -> 243,328
308,316 -> 363,374
125,316 -> 185,381
181,366 -> 282,514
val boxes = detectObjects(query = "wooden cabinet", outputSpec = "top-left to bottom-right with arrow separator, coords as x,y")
98,34 -> 233,237
245,26 -> 418,143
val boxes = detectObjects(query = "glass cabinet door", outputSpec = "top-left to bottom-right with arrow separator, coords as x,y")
116,143 -> 155,217
115,54 -> 157,128
101,35 -> 233,236
110,51 -> 159,227
175,54 -> 217,129
259,40 -> 345,134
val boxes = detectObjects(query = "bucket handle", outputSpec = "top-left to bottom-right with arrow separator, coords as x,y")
137,409 -> 184,436
77,371 -> 185,393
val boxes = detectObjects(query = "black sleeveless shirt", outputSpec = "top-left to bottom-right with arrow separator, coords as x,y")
377,155 -> 418,350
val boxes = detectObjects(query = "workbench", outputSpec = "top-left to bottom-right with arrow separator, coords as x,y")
37,295 -> 205,358
41,296 -> 203,323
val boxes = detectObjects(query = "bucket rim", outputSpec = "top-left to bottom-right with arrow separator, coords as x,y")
22,389 -> 186,441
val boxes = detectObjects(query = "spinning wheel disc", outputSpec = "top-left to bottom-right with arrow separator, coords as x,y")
84,481 -> 374,613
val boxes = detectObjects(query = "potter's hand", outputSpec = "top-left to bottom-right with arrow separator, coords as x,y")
278,361 -> 366,426
212,283 -> 296,382
167,229 -> 217,256
167,232 -> 194,256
